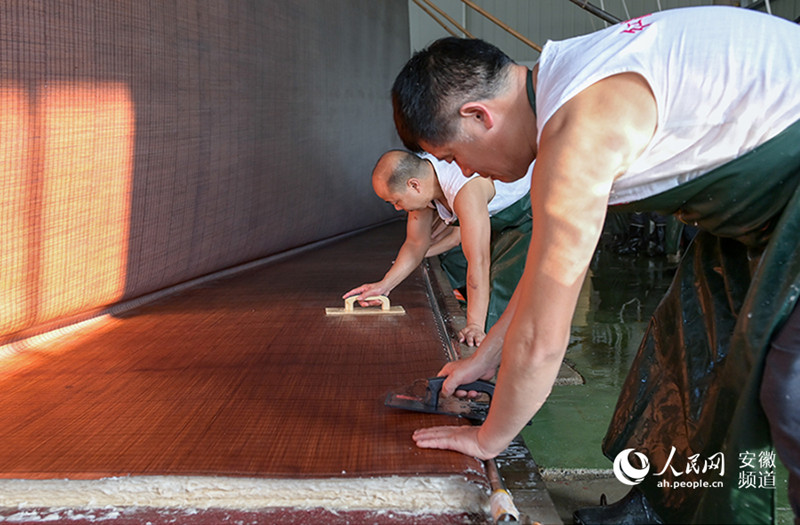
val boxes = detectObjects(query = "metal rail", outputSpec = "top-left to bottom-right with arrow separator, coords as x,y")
566,0 -> 622,24
411,0 -> 459,37
415,0 -> 474,38
410,0 -> 541,53
459,0 -> 542,52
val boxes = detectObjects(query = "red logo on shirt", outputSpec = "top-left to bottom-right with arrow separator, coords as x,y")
620,14 -> 652,34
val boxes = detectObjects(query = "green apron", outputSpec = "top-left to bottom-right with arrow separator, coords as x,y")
438,193 -> 532,331
603,118 -> 800,524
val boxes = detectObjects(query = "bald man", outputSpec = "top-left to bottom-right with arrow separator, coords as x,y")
344,150 -> 532,346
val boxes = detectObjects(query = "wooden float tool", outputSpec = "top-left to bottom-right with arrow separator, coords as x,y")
325,295 -> 405,315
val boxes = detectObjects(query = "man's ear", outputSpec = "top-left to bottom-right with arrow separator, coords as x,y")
459,102 -> 494,130
407,178 -> 422,193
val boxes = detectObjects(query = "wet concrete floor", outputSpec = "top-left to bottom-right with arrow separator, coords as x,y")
518,248 -> 793,524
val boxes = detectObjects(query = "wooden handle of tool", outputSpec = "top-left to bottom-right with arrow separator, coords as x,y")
344,295 -> 391,312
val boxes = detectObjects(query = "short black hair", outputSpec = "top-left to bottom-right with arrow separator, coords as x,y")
392,37 -> 514,152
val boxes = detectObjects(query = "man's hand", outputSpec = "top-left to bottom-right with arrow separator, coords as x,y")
458,323 -> 486,347
412,425 -> 498,459
342,283 -> 390,306
437,353 -> 498,397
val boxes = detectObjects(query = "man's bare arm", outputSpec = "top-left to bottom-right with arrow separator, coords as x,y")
415,73 -> 658,457
452,176 -> 496,346
344,207 -> 435,303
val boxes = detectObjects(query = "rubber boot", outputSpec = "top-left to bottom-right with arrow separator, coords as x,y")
615,219 -> 646,255
573,488 -> 663,525
647,221 -> 666,257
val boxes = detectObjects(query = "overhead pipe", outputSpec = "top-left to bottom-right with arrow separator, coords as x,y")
417,0 -> 475,38
411,0 -> 459,37
566,0 -> 622,25
458,0 -> 542,52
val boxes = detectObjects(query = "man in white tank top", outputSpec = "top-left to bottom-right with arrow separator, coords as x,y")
391,6 -> 800,524
344,150 -> 532,346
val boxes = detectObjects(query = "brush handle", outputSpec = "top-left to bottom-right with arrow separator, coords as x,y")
425,376 -> 494,407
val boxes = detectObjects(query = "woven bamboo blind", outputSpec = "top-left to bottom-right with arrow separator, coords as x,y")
1,0 -> 407,344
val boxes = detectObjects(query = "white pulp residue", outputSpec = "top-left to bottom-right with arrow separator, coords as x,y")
0,475 -> 489,518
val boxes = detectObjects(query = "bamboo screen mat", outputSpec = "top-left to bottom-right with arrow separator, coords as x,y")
0,0 -> 406,344
0,221 -> 486,487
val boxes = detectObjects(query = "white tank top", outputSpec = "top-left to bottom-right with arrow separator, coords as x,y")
535,6 -> 800,205
420,153 -> 532,223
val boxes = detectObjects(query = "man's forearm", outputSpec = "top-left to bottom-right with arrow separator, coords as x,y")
426,227 -> 461,257
477,332 -> 565,456
380,241 -> 429,292
464,264 -> 491,329
469,282 -> 521,368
